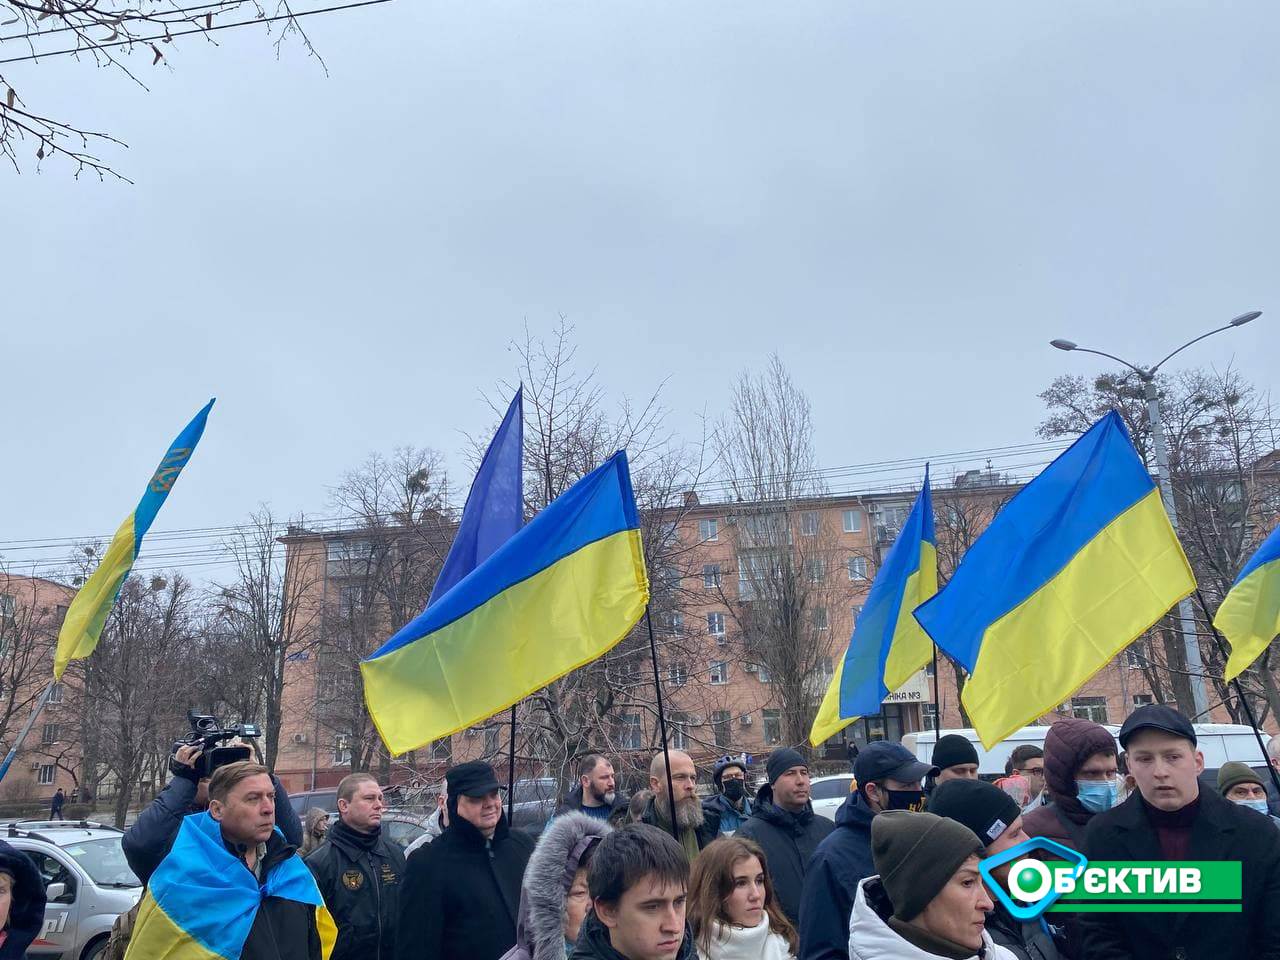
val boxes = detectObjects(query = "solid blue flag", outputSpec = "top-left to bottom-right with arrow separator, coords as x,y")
428,387 -> 525,606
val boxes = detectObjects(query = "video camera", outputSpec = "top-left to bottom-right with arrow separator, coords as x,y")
171,711 -> 262,779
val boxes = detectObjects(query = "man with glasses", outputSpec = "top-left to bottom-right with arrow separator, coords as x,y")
1009,745 -> 1046,814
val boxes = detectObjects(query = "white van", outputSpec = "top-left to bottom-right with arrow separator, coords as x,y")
903,723 -> 1272,776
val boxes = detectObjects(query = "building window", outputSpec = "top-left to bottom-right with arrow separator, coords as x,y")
670,712 -> 690,751
703,564 -> 722,589
757,662 -> 772,683
707,612 -> 726,638
848,556 -> 869,581
37,765 -> 55,786
925,658 -> 935,677
924,704 -> 938,731
813,607 -> 829,631
801,512 -> 819,537
618,714 -> 643,750
762,709 -> 782,745
484,726 -> 500,755
712,711 -> 731,748
851,604 -> 863,626
842,510 -> 862,533
818,656 -> 834,678
1132,694 -> 1154,708
41,724 -> 59,745
1125,643 -> 1147,669
668,611 -> 684,636
0,595 -> 13,621
48,683 -> 64,704
710,661 -> 729,685
1070,697 -> 1109,725
698,519 -> 719,543
333,734 -> 352,765
431,737 -> 452,761
806,557 -> 826,583
668,662 -> 688,687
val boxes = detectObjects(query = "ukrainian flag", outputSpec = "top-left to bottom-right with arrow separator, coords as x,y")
124,812 -> 337,960
809,468 -> 937,747
53,400 -> 214,680
914,412 -> 1196,748
1216,524 -> 1280,681
362,450 -> 649,755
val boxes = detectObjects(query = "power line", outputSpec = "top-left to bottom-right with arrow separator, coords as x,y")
0,0 -> 246,44
0,0 -> 392,65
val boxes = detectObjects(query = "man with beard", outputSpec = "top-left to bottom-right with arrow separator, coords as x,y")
558,755 -> 629,823
640,750 -> 720,861
798,740 -> 935,960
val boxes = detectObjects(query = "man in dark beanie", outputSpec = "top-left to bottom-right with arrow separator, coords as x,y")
397,760 -> 535,960
931,734 -> 980,785
1021,717 -> 1117,852
702,755 -> 753,836
799,740 -> 935,960
736,747 -> 833,925
846,810 -> 1016,960
1217,761 -> 1280,827
1080,704 -> 1280,960
930,779 -> 1062,960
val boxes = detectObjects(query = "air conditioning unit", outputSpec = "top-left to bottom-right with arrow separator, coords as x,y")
744,663 -> 759,674
292,734 -> 308,745
740,715 -> 754,727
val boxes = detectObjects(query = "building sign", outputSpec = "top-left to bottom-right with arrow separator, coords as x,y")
883,669 -> 929,704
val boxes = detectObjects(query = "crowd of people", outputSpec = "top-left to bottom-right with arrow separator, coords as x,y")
0,701 -> 1272,959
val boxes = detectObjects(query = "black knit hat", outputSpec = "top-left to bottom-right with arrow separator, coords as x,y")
928,778 -> 1021,847
766,747 -> 807,785
932,734 -> 980,772
872,810 -> 983,921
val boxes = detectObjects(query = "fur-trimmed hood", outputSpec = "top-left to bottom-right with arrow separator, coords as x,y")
504,812 -> 612,960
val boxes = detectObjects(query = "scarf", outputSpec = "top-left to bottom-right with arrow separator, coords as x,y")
701,918 -> 794,960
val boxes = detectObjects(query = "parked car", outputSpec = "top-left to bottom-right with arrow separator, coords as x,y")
904,723 -> 1272,778
509,777 -> 558,836
809,774 -> 856,821
378,810 -> 434,851
289,788 -> 339,815
5,820 -> 141,960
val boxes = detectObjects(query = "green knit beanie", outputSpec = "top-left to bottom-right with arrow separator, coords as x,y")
871,810 -> 983,921
1217,761 -> 1264,797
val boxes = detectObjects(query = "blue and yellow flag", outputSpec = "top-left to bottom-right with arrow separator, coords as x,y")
810,468 -> 937,747
1216,524 -> 1280,681
914,412 -> 1196,748
362,451 -> 650,755
124,812 -> 336,960
427,387 -> 524,606
53,400 -> 214,679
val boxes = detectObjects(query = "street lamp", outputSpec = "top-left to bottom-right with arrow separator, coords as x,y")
1049,311 -> 1262,720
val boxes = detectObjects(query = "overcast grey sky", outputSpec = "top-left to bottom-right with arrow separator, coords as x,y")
4,0 -> 1277,578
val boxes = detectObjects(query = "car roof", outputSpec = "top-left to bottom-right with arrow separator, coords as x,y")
3,820 -> 125,846
810,773 -> 854,782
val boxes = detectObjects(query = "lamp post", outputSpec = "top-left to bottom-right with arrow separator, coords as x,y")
1049,311 -> 1261,719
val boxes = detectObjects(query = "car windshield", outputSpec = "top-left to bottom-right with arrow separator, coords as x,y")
63,838 -> 141,887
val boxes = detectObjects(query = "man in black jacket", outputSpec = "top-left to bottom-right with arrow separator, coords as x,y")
1080,704 -> 1280,960
397,760 -> 534,960
556,754 -> 629,823
798,740 -> 935,960
638,750 -> 720,860
208,761 -> 323,960
123,743 -> 302,885
736,747 -> 833,925
306,773 -> 405,960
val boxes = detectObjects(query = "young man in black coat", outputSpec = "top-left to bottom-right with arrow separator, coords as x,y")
305,773 -> 405,960
397,760 -> 535,960
736,748 -> 833,926
1080,704 -> 1280,960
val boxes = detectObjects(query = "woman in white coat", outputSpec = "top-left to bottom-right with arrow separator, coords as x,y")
687,836 -> 797,960
847,810 -> 1018,960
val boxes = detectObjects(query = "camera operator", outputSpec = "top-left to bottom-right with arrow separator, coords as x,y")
122,742 -> 303,885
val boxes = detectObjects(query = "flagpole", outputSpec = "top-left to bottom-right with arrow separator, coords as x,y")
1192,588 -> 1280,801
644,606 -> 680,842
931,648 -> 941,735
0,681 -> 54,787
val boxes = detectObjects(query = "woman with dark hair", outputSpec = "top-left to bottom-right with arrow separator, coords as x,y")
686,837 -> 796,960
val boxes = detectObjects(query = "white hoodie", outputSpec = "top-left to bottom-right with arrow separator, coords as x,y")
847,877 -> 1017,960
695,917 -> 795,960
